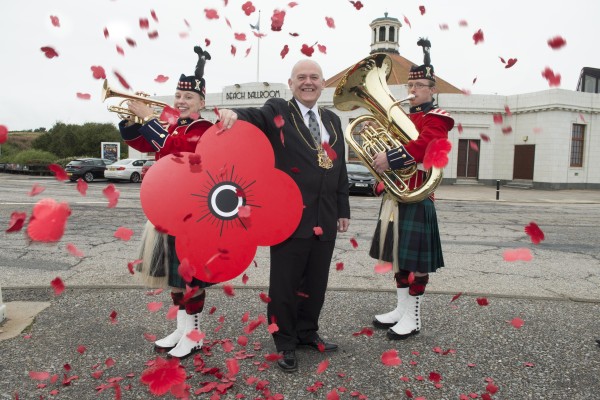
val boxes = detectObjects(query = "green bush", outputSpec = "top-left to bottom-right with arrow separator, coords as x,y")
9,149 -> 58,165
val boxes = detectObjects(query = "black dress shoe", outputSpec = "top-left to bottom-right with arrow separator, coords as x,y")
277,350 -> 298,373
298,336 -> 338,352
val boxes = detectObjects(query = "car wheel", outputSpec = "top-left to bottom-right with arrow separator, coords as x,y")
130,172 -> 141,183
83,172 -> 94,182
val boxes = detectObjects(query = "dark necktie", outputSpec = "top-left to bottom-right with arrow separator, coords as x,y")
307,110 -> 321,143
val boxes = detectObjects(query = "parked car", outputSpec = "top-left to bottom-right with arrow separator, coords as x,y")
65,158 -> 115,182
104,158 -> 146,183
141,159 -> 155,181
347,162 -> 376,195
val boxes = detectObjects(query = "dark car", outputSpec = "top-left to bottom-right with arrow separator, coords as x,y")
347,162 -> 376,195
65,158 -> 114,182
141,159 -> 155,181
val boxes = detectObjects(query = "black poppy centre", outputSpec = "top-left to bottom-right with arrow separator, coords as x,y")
207,181 -> 246,220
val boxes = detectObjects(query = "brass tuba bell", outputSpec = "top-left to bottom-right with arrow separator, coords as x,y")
101,79 -> 170,125
333,53 -> 443,203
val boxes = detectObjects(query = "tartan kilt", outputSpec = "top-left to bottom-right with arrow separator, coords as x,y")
137,221 -> 213,289
369,198 -> 444,273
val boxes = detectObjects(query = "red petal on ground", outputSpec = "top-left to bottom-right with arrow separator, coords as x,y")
476,297 -> 489,306
472,29 -> 484,44
316,359 -> 329,373
154,74 -> 169,83
147,302 -> 163,312
429,371 -> 442,383
76,179 -> 87,196
450,292 -> 463,302
547,36 -> 566,50
28,184 -> 45,197
350,237 -> 358,248
144,333 -> 157,342
77,345 -> 86,354
352,327 -> 374,337
336,262 -> 344,271
109,310 -> 118,323
223,284 -> 235,296
6,211 -> 26,233
510,317 -> 525,328
259,292 -> 271,303
41,46 -> 59,58
113,71 -> 131,90
66,243 -> 84,257
114,227 -> 134,241
268,322 -> 279,333
486,383 -> 499,394
326,389 -> 340,400
91,65 -> 106,79
51,277 -> 65,295
29,371 -> 50,381
325,17 -> 335,28
524,221 -> 545,244
27,198 -> 71,242
48,164 -> 68,181
503,248 -> 533,262
374,262 -> 392,274
381,349 -> 401,366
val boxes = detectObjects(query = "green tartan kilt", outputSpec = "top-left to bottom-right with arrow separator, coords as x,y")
166,236 -> 213,289
369,198 -> 444,273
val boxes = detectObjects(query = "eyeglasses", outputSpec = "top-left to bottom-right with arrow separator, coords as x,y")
407,82 -> 434,90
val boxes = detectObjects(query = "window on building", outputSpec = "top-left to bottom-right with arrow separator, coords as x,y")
570,124 -> 585,167
379,27 -> 386,42
583,75 -> 597,93
389,27 -> 395,42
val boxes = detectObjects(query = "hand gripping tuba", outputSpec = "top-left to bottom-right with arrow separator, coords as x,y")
333,53 -> 443,203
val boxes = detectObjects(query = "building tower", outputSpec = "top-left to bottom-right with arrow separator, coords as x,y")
369,12 -> 401,55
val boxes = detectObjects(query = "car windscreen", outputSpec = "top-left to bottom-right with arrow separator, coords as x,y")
346,164 -> 369,173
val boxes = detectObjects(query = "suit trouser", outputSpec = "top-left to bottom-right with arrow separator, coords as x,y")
268,237 -> 335,351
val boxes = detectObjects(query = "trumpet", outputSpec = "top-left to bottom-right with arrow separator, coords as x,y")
101,79 -> 170,125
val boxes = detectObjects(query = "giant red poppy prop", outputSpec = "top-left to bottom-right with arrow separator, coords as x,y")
140,121 -> 303,283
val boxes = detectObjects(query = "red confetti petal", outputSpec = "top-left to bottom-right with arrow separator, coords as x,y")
113,71 -> 130,90
271,9 -> 286,31
524,221 -> 545,244
423,138 -> 452,169
66,243 -> 84,258
419,5 -> 426,15
316,359 -> 329,373
510,317 -> 524,328
476,297 -> 489,306
76,93 -> 91,100
274,115 -> 285,128
350,237 -> 358,248
103,184 -> 120,208
147,302 -> 163,312
325,17 -> 335,28
469,141 -> 479,152
109,310 -> 118,323
472,29 -> 484,44
231,44 -> 237,56
150,10 -> 158,22
335,262 -> 344,271
503,248 -> 533,262
204,9 -> 219,19
28,183 -> 45,197
480,133 -> 490,142
238,205 -> 251,218
505,58 -> 517,68
242,1 -> 256,16
350,1 -> 364,11
300,44 -> 315,57
259,292 -> 271,303
41,46 -> 59,58
48,164 -> 68,181
76,178 -> 88,196
374,262 -> 392,274
154,75 -> 169,83
91,66 -> 106,80
403,15 -> 412,28
234,33 -> 247,41
50,15 -> 60,27
6,211 -> 27,233
223,284 -> 235,296
114,226 -> 134,241
0,125 -> 7,144
77,345 -> 86,354
352,327 -> 374,337
541,67 -> 561,87
280,44 -> 290,59
51,277 -> 65,295
140,357 -> 186,396
317,44 -> 327,54
313,226 -> 323,236
103,27 -> 109,38
27,198 -> 71,242
547,36 -> 566,50
450,292 -> 463,303
29,371 -> 50,381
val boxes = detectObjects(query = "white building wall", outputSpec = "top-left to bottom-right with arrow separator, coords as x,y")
148,84 -> 600,189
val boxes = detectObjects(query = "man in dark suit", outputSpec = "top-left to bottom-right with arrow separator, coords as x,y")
219,59 -> 350,373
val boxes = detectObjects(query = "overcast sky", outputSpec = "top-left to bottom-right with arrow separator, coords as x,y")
1,0 -> 598,131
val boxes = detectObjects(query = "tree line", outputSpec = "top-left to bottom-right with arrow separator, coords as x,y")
0,122 -> 126,167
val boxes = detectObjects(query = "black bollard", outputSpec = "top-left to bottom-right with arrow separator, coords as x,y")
496,180 -> 500,200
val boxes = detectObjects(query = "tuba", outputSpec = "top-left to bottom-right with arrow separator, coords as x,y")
333,53 -> 443,203
101,79 -> 170,125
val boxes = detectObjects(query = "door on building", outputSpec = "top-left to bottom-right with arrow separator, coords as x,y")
457,139 -> 480,179
513,145 -> 535,180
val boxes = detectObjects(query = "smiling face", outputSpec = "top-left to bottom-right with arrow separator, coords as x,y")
173,90 -> 205,119
288,60 -> 325,108
407,79 -> 437,107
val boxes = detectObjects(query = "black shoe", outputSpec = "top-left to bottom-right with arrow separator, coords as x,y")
277,350 -> 298,373
298,335 -> 338,352
372,318 -> 396,329
386,328 -> 420,341
596,339 -> 600,347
